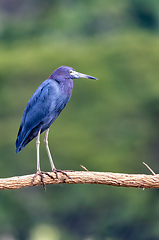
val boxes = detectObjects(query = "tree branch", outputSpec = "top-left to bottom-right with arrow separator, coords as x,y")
0,170 -> 159,190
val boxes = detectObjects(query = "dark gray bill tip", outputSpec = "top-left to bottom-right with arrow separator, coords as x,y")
87,75 -> 98,80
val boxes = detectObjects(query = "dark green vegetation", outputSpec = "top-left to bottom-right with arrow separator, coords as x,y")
1,1 -> 159,239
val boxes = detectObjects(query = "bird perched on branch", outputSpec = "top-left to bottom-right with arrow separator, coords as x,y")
16,66 -> 97,189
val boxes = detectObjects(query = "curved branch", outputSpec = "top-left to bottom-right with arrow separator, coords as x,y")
0,170 -> 159,190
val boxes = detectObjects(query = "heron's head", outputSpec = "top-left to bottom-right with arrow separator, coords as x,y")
49,66 -> 98,82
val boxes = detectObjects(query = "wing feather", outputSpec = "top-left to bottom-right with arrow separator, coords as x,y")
16,79 -> 61,152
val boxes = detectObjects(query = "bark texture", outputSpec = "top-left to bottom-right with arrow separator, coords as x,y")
0,171 -> 159,190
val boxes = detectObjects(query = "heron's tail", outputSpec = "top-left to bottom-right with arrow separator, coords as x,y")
16,131 -> 35,153
16,124 -> 42,153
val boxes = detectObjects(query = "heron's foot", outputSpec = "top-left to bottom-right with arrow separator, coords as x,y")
52,168 -> 72,180
32,170 -> 54,191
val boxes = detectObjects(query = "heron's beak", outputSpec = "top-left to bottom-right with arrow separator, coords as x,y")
70,70 -> 98,80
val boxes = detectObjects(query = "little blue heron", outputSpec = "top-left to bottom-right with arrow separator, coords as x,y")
16,66 -> 97,189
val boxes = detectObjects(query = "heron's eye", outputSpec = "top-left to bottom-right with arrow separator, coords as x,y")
69,70 -> 73,74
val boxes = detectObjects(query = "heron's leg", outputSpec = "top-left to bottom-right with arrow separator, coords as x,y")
36,130 -> 41,171
44,128 -> 56,171
44,128 -> 72,180
32,130 -> 42,183
32,130 -> 54,191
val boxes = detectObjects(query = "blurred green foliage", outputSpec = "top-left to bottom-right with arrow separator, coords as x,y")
1,0 -> 159,240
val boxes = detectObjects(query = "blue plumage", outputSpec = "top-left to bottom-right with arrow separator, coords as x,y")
16,79 -> 71,153
16,66 -> 97,189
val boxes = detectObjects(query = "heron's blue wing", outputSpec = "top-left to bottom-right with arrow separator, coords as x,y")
16,79 -> 70,152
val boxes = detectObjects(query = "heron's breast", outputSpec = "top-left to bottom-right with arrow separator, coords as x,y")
60,79 -> 73,96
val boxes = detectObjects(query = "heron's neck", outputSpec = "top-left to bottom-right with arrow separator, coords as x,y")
60,79 -> 73,96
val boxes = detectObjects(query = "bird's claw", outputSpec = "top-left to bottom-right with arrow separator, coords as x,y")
32,170 -> 54,191
52,169 -> 72,180
32,169 -> 72,190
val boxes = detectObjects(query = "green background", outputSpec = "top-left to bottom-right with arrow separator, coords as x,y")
1,0 -> 159,239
